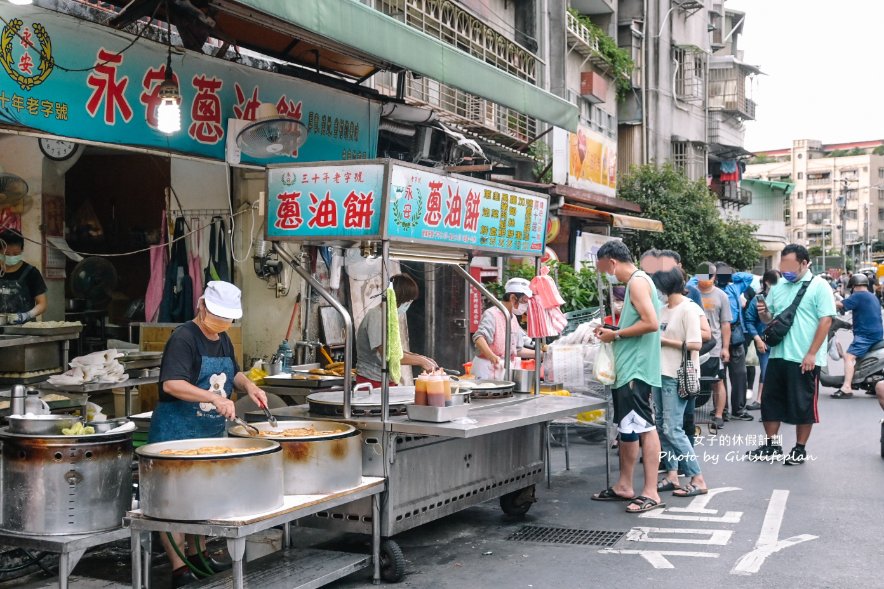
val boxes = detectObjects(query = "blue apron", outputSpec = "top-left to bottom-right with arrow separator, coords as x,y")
148,329 -> 237,443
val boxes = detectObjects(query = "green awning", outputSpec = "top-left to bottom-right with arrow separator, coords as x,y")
233,0 -> 579,132
742,179 -> 794,195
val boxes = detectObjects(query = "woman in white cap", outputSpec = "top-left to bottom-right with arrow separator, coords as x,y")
470,277 -> 536,379
148,280 -> 269,586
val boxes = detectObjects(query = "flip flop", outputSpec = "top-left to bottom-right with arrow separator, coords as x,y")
657,479 -> 678,492
625,496 -> 666,513
673,484 -> 708,497
830,390 -> 853,399
592,487 -> 634,502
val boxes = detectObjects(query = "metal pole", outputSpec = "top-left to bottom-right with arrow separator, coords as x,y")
534,256 -> 542,396
381,241 -> 390,423
822,228 -> 827,272
451,265 -> 512,379
278,246 -> 354,418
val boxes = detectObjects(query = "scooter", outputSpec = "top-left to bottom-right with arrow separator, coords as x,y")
818,315 -> 884,393
817,315 -> 884,459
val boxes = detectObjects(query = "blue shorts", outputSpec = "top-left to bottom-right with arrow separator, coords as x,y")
847,335 -> 881,358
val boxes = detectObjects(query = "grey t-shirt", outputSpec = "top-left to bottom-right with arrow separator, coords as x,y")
699,287 -> 733,358
355,304 -> 385,382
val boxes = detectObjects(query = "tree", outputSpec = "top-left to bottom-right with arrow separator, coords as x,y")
617,164 -> 763,271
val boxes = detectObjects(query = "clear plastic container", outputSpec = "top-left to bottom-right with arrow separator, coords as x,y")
414,373 -> 428,406
426,374 -> 445,408
442,375 -> 452,406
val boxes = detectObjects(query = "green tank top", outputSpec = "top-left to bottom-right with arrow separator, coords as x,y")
613,270 -> 662,388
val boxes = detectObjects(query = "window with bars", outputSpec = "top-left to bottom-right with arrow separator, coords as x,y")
797,211 -> 804,219
673,47 -> 705,102
844,210 -> 858,220
671,141 -> 705,181
578,100 -> 616,139
796,191 -> 803,199
808,211 -> 831,224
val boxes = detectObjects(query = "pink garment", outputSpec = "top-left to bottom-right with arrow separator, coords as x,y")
530,267 -> 565,309
188,218 -> 203,314
144,211 -> 168,323
488,306 -> 520,361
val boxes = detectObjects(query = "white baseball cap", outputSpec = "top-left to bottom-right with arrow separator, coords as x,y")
504,277 -> 533,298
203,281 -> 243,320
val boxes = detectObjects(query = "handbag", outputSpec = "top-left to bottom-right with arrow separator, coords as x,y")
677,342 -> 701,399
762,280 -> 812,347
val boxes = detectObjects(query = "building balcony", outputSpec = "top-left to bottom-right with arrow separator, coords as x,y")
376,0 -> 539,83
565,11 -> 613,74
716,184 -> 752,206
708,111 -> 745,148
375,72 -> 536,146
708,62 -> 758,121
570,0 -> 615,15
806,177 -> 831,186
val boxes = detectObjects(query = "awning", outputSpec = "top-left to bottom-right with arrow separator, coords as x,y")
742,178 -> 794,195
549,184 -> 642,213
560,204 -> 663,233
232,0 -> 579,131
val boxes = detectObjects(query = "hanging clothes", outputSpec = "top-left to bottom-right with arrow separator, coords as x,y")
204,216 -> 231,284
720,159 -> 740,182
159,216 -> 194,323
145,211 -> 168,323
188,216 -> 203,314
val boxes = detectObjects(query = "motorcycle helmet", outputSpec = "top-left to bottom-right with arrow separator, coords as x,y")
848,273 -> 869,290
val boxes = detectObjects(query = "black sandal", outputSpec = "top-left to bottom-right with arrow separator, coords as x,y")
625,496 -> 666,513
830,389 -> 853,399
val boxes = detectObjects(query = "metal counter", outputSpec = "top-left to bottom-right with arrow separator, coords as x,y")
301,394 -> 605,537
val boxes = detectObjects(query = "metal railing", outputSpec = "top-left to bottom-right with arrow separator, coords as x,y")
566,11 -> 600,54
375,0 -> 539,83
806,177 -> 831,186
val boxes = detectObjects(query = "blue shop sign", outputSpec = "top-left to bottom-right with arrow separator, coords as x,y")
0,5 -> 379,163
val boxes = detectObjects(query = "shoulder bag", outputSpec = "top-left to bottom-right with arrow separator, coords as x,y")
677,342 -> 701,399
761,279 -> 812,347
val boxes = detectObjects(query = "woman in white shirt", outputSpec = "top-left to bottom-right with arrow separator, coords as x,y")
652,268 -> 709,497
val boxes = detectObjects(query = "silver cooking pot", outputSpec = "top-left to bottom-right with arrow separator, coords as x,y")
511,369 -> 537,393
0,428 -> 133,535
136,438 -> 284,521
229,420 -> 362,495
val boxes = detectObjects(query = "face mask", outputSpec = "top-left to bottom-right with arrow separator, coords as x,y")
398,301 -> 411,315
698,279 -> 715,290
513,302 -> 529,316
606,273 -> 620,284
3,254 -> 22,266
782,271 -> 799,283
202,312 -> 232,334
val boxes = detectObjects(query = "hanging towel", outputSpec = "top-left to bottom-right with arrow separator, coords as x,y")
145,211 -> 168,323
386,285 -> 403,384
159,217 -> 194,323
188,216 -> 203,315
204,216 -> 231,284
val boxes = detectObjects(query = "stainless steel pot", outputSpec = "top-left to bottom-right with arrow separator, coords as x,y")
0,428 -> 133,535
229,420 -> 362,495
511,369 -> 536,393
7,415 -> 82,435
136,438 -> 284,521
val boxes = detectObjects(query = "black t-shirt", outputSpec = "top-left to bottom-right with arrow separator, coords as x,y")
0,262 -> 47,313
158,321 -> 240,402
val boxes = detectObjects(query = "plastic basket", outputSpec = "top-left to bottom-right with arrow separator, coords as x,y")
560,307 -> 601,337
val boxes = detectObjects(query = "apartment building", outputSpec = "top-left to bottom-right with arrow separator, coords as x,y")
745,139 -> 884,259
615,0 -> 758,210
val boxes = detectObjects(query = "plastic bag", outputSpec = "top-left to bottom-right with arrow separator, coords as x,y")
745,342 -> 759,367
592,342 -> 616,386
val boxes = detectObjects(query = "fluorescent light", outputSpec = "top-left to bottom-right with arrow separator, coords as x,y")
8,0 -> 34,5
156,77 -> 181,134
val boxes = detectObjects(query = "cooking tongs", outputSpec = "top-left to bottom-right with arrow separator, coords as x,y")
230,417 -> 259,436
257,399 -> 278,428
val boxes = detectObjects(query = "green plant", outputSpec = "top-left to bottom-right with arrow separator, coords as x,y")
528,141 -> 553,183
567,9 -> 634,101
486,260 -> 599,314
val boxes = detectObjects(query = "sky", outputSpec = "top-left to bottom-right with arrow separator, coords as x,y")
725,0 -> 884,152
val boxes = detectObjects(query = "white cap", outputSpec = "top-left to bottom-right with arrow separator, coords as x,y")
504,277 -> 533,298
203,281 -> 243,320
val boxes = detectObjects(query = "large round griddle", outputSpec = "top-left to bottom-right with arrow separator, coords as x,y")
307,389 -> 415,417
451,379 -> 515,399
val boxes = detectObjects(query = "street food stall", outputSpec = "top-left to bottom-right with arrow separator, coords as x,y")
260,159 -> 605,580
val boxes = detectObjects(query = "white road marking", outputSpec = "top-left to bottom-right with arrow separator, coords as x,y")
599,548 -> 719,568
639,487 -> 743,522
626,527 -> 733,545
730,489 -> 818,575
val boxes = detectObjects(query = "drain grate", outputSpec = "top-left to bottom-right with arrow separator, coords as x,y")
506,525 -> 625,547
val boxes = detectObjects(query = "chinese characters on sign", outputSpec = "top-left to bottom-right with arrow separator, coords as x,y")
266,165 -> 385,240
388,164 -> 547,255
0,5 -> 380,163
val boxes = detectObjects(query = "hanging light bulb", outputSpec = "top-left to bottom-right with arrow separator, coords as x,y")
156,73 -> 181,134
157,0 -> 181,135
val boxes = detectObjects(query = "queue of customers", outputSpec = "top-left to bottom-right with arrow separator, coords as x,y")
590,241 -> 836,514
